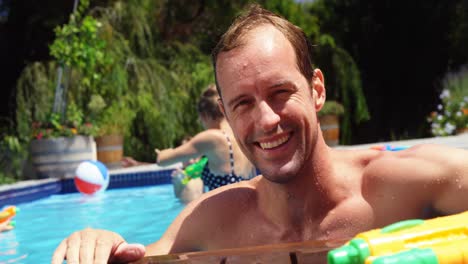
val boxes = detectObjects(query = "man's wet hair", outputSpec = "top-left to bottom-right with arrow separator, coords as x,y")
212,3 -> 314,97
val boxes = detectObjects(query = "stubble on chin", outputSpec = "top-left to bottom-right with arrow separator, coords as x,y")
260,164 -> 299,184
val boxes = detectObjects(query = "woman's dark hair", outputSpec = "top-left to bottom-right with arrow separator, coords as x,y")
197,84 -> 224,120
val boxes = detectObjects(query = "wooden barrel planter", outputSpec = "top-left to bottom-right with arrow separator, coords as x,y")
95,134 -> 123,168
30,135 -> 97,178
457,127 -> 468,135
319,114 -> 340,146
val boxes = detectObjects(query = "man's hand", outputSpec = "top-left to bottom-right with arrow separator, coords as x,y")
51,228 -> 145,264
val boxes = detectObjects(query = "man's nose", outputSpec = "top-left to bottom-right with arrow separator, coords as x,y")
254,101 -> 280,132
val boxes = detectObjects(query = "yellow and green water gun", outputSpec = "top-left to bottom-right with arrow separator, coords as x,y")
327,211 -> 468,264
180,157 -> 208,185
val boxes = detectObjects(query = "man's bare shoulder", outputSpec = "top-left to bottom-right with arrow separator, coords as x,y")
172,178 -> 260,248
191,177 -> 260,211
177,177 -> 261,227
354,144 -> 468,220
331,147 -> 382,170
330,145 -> 454,194
348,144 -> 463,192
363,144 -> 466,177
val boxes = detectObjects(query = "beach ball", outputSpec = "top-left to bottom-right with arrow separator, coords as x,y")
74,160 -> 109,195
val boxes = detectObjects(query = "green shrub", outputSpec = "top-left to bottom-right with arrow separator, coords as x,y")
0,135 -> 27,183
427,66 -> 468,136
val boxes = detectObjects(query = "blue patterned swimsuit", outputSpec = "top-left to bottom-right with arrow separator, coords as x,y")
201,131 -> 245,191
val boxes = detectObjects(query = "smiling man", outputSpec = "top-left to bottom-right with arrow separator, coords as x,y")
52,4 -> 468,264
214,24 -> 323,185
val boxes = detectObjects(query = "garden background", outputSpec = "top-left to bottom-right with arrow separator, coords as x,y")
0,0 -> 467,183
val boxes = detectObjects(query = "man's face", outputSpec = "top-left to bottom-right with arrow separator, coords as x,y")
216,25 -> 325,183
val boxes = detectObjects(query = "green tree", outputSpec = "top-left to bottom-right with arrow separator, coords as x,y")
92,0 -> 215,161
266,0 -> 370,144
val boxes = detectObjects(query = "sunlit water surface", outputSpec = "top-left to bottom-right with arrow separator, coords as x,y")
0,184 -> 185,263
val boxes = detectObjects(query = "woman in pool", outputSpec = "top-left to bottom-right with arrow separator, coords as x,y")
156,84 -> 256,201
121,136 -> 206,203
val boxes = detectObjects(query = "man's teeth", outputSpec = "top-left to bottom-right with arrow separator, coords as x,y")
259,135 -> 289,149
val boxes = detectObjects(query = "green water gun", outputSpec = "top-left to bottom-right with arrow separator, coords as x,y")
328,211 -> 468,264
180,157 -> 208,185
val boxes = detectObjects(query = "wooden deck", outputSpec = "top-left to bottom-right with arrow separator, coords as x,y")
131,239 -> 347,264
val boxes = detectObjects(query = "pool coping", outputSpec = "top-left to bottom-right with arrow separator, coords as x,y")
335,133 -> 468,150
0,163 -> 181,207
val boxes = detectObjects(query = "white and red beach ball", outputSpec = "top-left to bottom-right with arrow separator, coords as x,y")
74,160 -> 109,195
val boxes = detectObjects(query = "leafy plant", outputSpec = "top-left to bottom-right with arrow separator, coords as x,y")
0,126 -> 27,183
49,0 -> 112,100
31,102 -> 98,140
95,99 -> 136,137
47,0 -> 133,139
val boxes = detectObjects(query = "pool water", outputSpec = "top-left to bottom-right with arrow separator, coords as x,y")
0,184 -> 185,263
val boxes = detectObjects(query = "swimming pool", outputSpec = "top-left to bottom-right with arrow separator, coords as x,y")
0,184 -> 185,263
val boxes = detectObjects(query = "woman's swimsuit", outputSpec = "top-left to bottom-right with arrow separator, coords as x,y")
201,131 -> 245,190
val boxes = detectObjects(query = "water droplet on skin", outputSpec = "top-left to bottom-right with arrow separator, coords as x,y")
341,218 -> 351,229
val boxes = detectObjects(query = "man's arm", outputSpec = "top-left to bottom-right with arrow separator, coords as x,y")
366,144 -> 468,216
420,145 -> 468,214
145,188 -> 226,255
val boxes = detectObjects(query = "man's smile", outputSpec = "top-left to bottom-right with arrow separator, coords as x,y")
256,132 -> 291,150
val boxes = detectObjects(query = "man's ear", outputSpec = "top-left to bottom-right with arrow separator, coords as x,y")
217,98 -> 226,117
312,68 -> 326,112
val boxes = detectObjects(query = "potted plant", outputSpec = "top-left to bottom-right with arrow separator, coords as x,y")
318,100 -> 345,146
37,0 -> 116,173
48,0 -> 140,169
30,102 -> 99,178
29,0 -> 106,178
91,97 -> 136,168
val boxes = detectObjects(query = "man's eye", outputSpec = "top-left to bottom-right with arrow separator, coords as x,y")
273,89 -> 291,99
275,89 -> 289,95
233,100 -> 250,111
